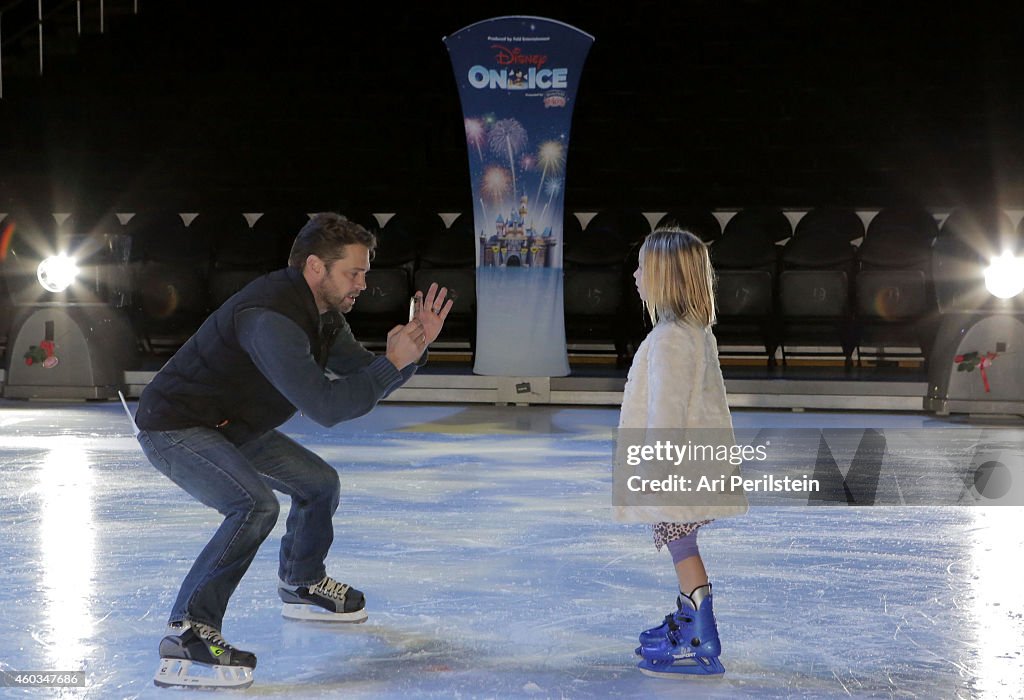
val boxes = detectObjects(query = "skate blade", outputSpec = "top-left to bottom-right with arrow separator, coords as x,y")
637,656 -> 725,678
154,658 -> 254,689
281,602 -> 368,623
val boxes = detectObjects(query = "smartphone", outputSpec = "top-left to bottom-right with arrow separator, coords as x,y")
409,294 -> 422,322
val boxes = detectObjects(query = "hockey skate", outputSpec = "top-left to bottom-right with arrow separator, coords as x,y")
637,584 -> 726,677
153,621 -> 256,689
279,575 -> 368,622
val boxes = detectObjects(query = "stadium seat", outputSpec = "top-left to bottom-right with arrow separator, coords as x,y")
856,207 -> 939,364
712,207 -> 789,366
778,207 -> 862,366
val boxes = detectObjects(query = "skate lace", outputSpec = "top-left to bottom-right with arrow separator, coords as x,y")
312,576 -> 349,601
189,622 -> 236,651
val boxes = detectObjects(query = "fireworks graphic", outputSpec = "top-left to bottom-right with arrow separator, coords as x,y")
488,118 -> 528,197
465,121 -> 566,238
539,177 -> 563,220
534,140 -> 566,206
482,166 -> 512,203
478,196 -> 489,230
465,118 -> 485,161
545,177 -> 563,199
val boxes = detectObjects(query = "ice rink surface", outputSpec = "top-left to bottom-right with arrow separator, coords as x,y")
1,399 -> 1022,699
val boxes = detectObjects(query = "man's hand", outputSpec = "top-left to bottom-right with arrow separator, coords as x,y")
414,283 -> 454,345
385,319 -> 427,370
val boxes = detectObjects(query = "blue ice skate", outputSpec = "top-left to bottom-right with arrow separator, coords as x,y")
634,583 -> 713,653
637,584 -> 725,677
634,595 -> 683,655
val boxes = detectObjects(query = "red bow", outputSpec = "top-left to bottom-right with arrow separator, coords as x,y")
954,351 -> 999,392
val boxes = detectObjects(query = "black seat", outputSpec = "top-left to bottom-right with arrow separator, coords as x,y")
595,210 -> 655,361
857,207 -> 939,364
65,206 -> 126,237
374,211 -> 422,269
656,207 -> 722,244
338,208 -> 381,238
585,208 -> 652,251
193,210 -> 268,307
126,210 -> 212,356
251,209 -> 312,265
414,213 -> 477,353
778,207 -> 862,366
564,209 -> 644,366
712,207 -> 789,366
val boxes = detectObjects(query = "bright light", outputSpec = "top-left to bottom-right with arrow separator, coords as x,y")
38,442 -> 96,670
36,252 -> 79,293
966,506 -> 1024,697
983,251 -> 1024,299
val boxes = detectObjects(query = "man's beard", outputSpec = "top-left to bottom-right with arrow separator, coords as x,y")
320,281 -> 356,313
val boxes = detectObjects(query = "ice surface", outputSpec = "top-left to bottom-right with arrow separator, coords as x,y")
0,400 -> 1021,698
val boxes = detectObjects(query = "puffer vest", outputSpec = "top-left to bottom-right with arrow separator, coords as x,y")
136,266 -> 338,444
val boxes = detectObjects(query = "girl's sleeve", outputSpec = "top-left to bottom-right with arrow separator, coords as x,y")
645,329 -> 704,429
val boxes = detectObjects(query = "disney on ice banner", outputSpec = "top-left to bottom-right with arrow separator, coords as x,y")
444,16 -> 593,376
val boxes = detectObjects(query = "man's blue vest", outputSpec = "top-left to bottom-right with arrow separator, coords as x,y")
136,266 -> 336,445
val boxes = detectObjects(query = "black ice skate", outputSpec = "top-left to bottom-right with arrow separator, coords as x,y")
278,575 -> 368,622
153,621 -> 256,689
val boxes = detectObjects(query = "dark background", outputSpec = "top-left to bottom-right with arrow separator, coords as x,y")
2,1 -> 1024,216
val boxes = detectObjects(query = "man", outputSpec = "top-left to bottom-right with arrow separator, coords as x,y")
135,212 -> 452,689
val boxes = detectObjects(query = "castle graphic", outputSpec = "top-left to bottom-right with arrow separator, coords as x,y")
479,194 -> 558,267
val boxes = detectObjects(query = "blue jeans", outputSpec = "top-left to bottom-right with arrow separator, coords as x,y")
137,427 -> 341,629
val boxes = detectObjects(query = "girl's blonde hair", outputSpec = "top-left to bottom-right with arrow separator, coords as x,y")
639,227 -> 716,327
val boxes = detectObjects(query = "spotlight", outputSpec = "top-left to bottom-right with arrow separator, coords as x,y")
36,253 -> 80,293
3,223 -> 137,400
983,251 -> 1024,300
929,247 -> 1024,415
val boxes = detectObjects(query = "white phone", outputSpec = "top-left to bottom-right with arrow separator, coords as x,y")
409,294 -> 422,322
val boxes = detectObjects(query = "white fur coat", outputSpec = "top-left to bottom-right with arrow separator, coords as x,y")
614,320 -> 749,523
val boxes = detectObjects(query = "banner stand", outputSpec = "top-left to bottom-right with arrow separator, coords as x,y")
445,16 -> 594,376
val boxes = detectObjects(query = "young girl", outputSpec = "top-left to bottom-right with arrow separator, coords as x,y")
617,228 -> 748,678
